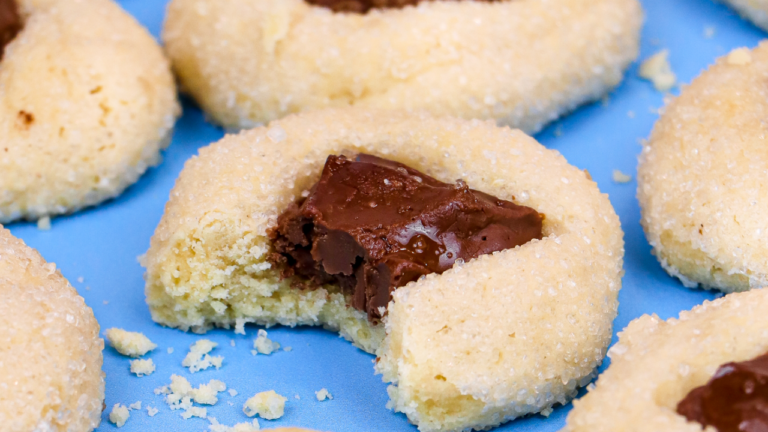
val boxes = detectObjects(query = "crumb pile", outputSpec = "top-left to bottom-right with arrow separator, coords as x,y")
144,108 -> 625,431
163,0 -> 641,133
156,374 -> 228,419
563,289 -> 768,432
638,42 -> 768,292
0,0 -> 179,222
183,339 -> 224,372
0,227 -> 104,431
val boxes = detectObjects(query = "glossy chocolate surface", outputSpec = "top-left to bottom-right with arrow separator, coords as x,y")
677,351 -> 768,432
270,154 -> 543,321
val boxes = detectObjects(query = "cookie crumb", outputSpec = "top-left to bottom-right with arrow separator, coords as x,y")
727,47 -> 752,65
36,216 -> 51,230
77,276 -> 84,283
284,346 -> 292,352
105,328 -> 157,357
163,375 -> 226,419
315,388 -> 332,401
612,170 -> 633,184
639,50 -> 676,92
109,404 -> 130,427
129,401 -> 142,410
168,347 -> 174,354
130,358 -> 156,377
147,406 -> 159,417
228,389 -> 238,397
182,339 -> 223,372
243,390 -> 287,420
208,417 -> 260,432
181,406 -> 207,419
294,394 -> 300,400
253,329 -> 280,355
230,339 -> 236,347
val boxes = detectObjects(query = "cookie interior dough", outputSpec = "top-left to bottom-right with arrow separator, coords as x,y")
0,0 -> 180,222
163,0 -> 642,132
722,0 -> 768,31
562,288 -> 768,432
0,226 -> 105,432
144,108 -> 624,432
638,43 -> 768,292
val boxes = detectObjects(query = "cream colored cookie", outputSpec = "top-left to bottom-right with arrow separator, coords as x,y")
638,43 -> 768,292
722,0 -> 768,31
162,0 -> 642,133
144,108 -> 624,432
563,289 -> 768,432
0,0 -> 180,222
0,226 -> 105,431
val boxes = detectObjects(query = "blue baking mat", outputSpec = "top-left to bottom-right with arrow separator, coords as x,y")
5,0 -> 764,430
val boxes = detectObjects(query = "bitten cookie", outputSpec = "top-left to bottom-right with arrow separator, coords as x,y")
144,108 -> 625,432
562,288 -> 768,432
638,43 -> 768,292
722,0 -> 768,31
163,0 -> 642,133
0,226 -> 105,431
0,0 -> 180,222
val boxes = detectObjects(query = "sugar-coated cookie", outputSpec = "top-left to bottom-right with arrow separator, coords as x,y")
163,0 -> 642,133
0,226 -> 104,431
562,288 -> 768,432
638,43 -> 768,292
144,108 -> 624,432
722,0 -> 768,31
0,0 -> 179,222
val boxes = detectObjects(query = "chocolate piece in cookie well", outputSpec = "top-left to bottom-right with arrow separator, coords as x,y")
304,0 -> 498,14
677,351 -> 768,432
0,0 -> 20,60
269,154 -> 544,322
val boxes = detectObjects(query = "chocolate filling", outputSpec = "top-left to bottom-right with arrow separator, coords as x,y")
0,0 -> 20,60
269,154 -> 543,322
677,351 -> 768,432
305,0 -> 499,14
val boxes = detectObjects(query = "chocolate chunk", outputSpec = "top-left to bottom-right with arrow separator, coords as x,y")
304,0 -> 498,14
269,154 -> 544,321
0,0 -> 20,60
677,351 -> 768,432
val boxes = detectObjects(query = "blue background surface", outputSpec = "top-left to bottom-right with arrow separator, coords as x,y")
5,0 -> 765,430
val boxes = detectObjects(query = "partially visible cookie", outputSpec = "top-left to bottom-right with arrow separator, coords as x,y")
163,0 -> 641,132
0,226 -> 105,431
722,0 -> 768,31
638,43 -> 768,292
562,288 -> 768,432
0,0 -> 179,222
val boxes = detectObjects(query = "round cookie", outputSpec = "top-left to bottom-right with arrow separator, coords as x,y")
143,108 -> 625,432
638,43 -> 768,292
162,0 -> 642,133
562,288 -> 768,432
0,226 -> 104,431
722,0 -> 768,31
0,0 -> 180,222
